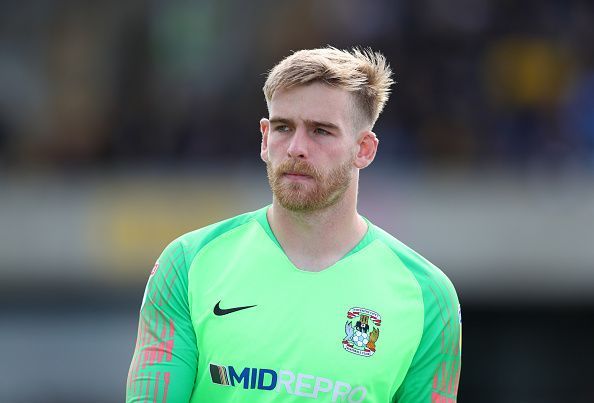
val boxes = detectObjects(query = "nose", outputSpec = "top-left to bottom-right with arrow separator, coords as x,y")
286,127 -> 308,159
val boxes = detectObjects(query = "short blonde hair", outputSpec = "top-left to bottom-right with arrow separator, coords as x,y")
263,46 -> 394,129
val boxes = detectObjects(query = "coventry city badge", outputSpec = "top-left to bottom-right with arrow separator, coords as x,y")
343,307 -> 381,357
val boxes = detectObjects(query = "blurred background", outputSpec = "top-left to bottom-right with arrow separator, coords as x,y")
1,0 -> 593,402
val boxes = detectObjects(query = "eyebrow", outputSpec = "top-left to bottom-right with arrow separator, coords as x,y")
269,117 -> 341,131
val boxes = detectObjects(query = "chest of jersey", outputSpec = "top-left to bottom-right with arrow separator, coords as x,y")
186,221 -> 424,402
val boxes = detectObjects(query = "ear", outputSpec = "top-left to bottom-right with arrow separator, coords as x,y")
354,130 -> 378,169
260,118 -> 270,163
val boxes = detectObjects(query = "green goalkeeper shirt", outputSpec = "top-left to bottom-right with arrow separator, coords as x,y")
126,206 -> 461,402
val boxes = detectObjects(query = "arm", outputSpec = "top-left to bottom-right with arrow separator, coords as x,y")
126,240 -> 198,402
394,275 -> 462,402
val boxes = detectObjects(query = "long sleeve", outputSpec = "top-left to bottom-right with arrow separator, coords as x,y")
126,240 -> 198,402
393,270 -> 462,402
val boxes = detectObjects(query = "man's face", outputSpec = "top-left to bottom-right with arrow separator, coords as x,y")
260,82 -> 361,212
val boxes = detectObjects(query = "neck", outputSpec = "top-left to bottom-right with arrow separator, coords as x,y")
267,182 -> 368,272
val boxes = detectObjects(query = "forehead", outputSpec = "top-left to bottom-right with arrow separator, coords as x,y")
269,82 -> 354,129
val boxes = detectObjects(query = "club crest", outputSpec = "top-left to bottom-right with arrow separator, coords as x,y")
342,307 -> 381,357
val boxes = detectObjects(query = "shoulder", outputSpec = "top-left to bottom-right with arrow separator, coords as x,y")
370,223 -> 459,312
159,206 -> 267,268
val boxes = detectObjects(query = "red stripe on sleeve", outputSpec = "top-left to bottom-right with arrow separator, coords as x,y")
163,372 -> 171,403
153,371 -> 160,403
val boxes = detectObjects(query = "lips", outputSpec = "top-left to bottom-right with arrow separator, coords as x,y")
276,160 -> 318,180
285,172 -> 310,176
284,172 -> 312,178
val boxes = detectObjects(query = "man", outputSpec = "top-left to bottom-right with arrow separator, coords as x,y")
126,47 -> 461,402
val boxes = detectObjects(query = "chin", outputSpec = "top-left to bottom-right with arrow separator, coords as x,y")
276,192 -> 343,213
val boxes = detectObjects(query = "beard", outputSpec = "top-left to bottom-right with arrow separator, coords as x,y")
266,156 -> 354,212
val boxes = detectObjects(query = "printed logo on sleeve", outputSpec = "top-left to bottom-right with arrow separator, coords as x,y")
140,261 -> 159,311
342,307 -> 381,357
150,261 -> 160,276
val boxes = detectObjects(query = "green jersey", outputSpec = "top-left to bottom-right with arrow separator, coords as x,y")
126,206 -> 461,402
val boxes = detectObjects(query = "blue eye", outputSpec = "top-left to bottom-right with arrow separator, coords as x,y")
274,125 -> 289,133
314,128 -> 330,135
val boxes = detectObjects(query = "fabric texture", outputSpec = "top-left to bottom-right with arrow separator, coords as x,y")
126,206 -> 461,402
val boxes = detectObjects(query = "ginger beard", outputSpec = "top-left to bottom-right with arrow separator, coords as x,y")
266,155 -> 355,212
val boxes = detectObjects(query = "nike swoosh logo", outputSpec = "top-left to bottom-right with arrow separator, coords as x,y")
213,301 -> 257,316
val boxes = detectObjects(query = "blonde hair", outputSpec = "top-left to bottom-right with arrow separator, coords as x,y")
263,46 -> 394,129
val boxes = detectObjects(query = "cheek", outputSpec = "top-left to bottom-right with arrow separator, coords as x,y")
266,136 -> 288,158
333,144 -> 357,163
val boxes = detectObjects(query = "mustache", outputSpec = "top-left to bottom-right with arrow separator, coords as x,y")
276,159 -> 320,178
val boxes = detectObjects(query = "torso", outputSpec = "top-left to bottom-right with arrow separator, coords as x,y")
185,209 -> 425,402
